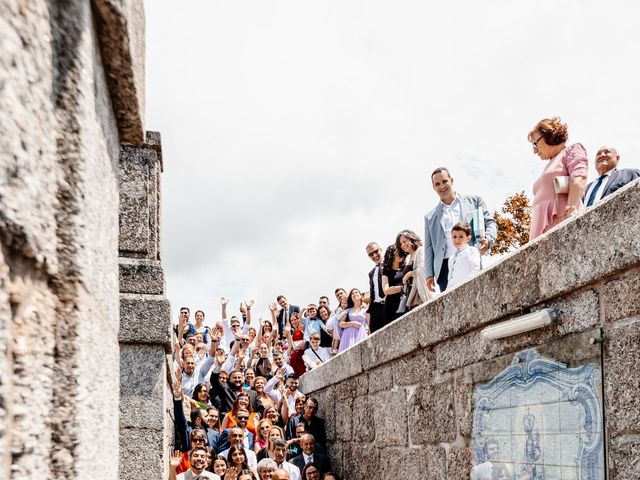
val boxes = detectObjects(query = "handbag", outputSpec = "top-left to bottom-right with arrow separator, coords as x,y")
554,176 -> 570,194
397,285 -> 408,314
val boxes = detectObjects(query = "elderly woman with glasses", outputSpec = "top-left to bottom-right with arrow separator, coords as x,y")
528,117 -> 588,240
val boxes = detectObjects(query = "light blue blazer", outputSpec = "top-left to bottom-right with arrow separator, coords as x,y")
424,194 -> 497,279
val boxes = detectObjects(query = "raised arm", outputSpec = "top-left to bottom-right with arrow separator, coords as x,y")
221,296 -> 228,320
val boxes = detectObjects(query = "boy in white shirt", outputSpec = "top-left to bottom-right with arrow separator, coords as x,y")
447,221 -> 481,289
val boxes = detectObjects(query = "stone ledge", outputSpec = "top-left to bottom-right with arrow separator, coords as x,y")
299,343 -> 363,393
119,294 -> 172,351
92,0 -> 146,145
300,179 -> 640,394
119,258 -> 165,295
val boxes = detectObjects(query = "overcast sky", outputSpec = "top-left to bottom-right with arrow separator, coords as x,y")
145,1 -> 640,325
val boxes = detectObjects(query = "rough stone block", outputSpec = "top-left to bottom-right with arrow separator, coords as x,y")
604,319 -> 640,436
326,442 -> 344,478
312,386 -> 336,442
119,427 -> 165,480
119,294 -> 172,350
334,398 -> 353,442
119,258 -> 165,295
342,443 -> 379,480
299,344 -> 362,394
332,373 -> 367,400
603,268 -> 640,323
372,388 -> 407,447
424,444 -> 447,478
409,380 -> 455,445
446,446 -> 471,479
536,181 -> 640,299
361,307 -> 426,371
609,435 -> 640,480
92,0 -> 146,144
352,395 -> 374,443
392,348 -> 436,386
119,194 -> 150,254
379,447 -> 426,478
367,364 -> 393,394
454,370 -> 474,438
120,344 -> 166,429
551,288 -> 600,336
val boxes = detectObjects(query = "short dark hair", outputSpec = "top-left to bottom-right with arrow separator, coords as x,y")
452,221 -> 471,236
286,373 -> 299,380
276,295 -> 286,302
273,439 -> 287,448
180,307 -> 190,313
190,445 -> 208,457
334,288 -> 345,295
195,309 -> 205,318
431,167 -> 451,180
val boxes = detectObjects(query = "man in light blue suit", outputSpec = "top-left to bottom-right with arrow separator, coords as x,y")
424,167 -> 497,293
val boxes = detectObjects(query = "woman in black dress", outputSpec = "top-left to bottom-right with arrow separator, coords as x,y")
381,244 -> 406,327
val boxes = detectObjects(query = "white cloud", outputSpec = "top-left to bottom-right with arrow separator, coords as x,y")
145,1 -> 640,321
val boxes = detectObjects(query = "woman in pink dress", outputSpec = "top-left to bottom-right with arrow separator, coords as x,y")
528,117 -> 588,240
337,288 -> 369,352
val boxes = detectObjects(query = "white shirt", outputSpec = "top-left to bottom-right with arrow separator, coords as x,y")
303,347 -> 332,370
303,453 -> 314,464
585,168 -> 614,206
218,447 -> 257,469
264,376 -> 304,415
181,355 -> 214,397
447,245 -> 481,289
372,265 -> 384,303
276,461 -> 301,480
177,470 -> 220,480
440,195 -> 463,259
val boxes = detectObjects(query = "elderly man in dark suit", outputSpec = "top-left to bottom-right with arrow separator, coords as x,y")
365,242 -> 385,333
290,434 -> 331,476
585,146 -> 640,207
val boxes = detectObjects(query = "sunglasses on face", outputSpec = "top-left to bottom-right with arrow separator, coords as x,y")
237,416 -> 249,421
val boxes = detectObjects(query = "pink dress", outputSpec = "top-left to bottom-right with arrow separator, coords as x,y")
530,143 -> 588,240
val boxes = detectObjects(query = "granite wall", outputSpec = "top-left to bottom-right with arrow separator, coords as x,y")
118,132 -> 173,480
0,1 -> 160,479
300,179 -> 640,480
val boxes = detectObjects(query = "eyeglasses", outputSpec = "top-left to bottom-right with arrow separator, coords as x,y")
532,135 -> 544,152
367,249 -> 381,258
237,416 -> 249,420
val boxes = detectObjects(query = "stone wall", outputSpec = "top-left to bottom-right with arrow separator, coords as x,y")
118,132 -> 173,480
0,1 -> 153,478
300,180 -> 640,480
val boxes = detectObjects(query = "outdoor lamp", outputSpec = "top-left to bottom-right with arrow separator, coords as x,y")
481,308 -> 558,340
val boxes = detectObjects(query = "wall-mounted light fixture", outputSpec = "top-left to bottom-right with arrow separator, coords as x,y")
481,308 -> 559,340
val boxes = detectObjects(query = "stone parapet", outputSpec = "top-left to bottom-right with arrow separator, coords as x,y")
300,180 -> 640,480
118,133 -> 173,479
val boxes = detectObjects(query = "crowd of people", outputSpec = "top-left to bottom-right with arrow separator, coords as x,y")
168,117 -> 639,479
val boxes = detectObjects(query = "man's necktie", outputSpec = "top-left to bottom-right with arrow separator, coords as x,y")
586,175 -> 606,207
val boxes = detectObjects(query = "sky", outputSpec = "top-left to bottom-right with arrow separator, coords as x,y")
145,1 -> 640,326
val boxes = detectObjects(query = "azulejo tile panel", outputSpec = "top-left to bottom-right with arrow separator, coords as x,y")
471,349 -> 604,480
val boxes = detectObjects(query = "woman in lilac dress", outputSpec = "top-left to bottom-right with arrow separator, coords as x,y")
337,288 -> 369,352
528,117 -> 588,240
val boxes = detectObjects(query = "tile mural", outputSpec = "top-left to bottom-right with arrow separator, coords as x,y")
471,349 -> 604,480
